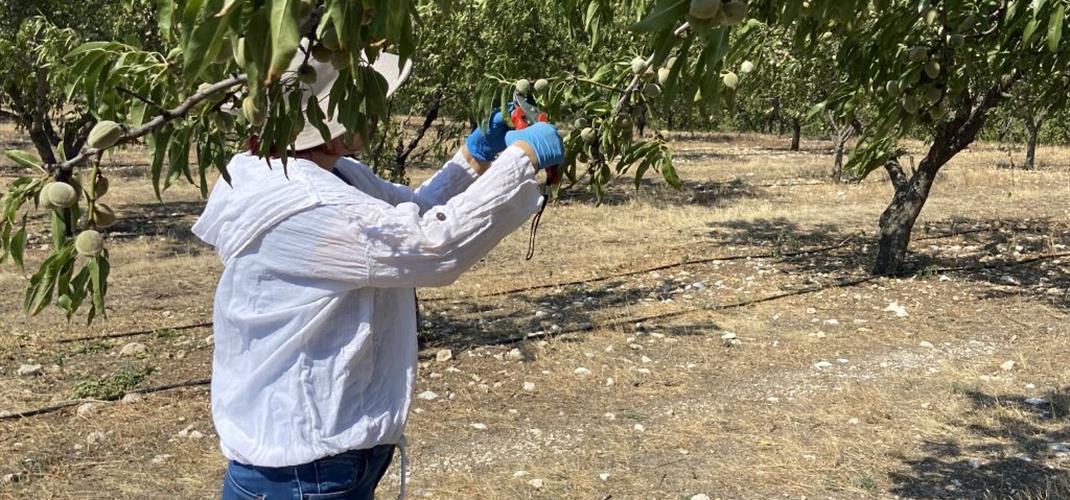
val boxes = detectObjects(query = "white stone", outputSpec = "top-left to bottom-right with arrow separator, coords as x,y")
641,355 -> 653,364
150,454 -> 171,464
76,403 -> 97,417
470,423 -> 487,430
814,361 -> 833,369
721,332 -> 737,340
823,319 -> 840,326
605,377 -> 615,386
2,473 -> 22,484
522,382 -> 536,392
120,342 -> 148,357
574,367 -> 592,376
633,424 -> 645,432
505,348 -> 523,361
528,478 -> 544,489
1000,360 -> 1016,371
691,495 -> 711,500
121,393 -> 144,404
17,363 -> 43,376
435,349 -> 453,363
848,417 -> 860,425
604,412 -> 616,420
919,341 -> 935,348
599,472 -> 610,481
883,301 -> 909,318
417,390 -> 439,401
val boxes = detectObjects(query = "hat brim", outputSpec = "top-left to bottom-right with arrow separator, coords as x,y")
293,53 -> 413,152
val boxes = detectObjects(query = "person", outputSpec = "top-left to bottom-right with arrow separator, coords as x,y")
192,49 -> 564,500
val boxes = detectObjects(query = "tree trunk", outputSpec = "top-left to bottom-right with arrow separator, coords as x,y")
1024,123 -> 1038,170
874,159 -> 937,274
789,117 -> 801,151
872,73 -> 1020,274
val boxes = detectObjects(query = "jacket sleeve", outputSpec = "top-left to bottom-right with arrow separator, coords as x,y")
260,147 -> 542,288
338,150 -> 480,212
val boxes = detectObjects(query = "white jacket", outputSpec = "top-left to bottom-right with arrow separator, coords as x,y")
192,147 -> 541,467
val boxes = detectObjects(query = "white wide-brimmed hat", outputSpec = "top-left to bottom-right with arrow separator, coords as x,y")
287,47 -> 412,151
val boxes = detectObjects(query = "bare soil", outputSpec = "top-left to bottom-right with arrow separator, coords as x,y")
1,129 -> 1069,499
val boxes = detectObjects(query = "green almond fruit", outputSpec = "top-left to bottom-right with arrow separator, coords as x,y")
631,57 -> 647,75
515,79 -> 532,93
298,64 -> 317,85
689,0 -> 722,20
722,71 -> 739,89
642,83 -> 662,99
721,0 -> 748,25
75,230 -> 104,257
580,127 -> 597,144
534,79 -> 549,92
924,61 -> 940,79
45,182 -> 78,209
87,121 -> 123,150
908,46 -> 928,62
886,80 -> 902,97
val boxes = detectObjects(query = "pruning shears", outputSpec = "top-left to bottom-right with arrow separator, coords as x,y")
510,91 -> 561,186
510,90 -> 558,260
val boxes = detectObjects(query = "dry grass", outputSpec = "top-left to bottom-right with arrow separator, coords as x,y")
1,127 -> 1069,499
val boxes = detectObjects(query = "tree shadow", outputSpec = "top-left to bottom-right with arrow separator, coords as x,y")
555,178 -> 760,208
699,216 -> 1070,310
106,200 -> 207,256
416,279 -> 722,352
888,387 -> 1070,499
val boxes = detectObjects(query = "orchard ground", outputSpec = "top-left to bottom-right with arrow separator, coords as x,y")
1,124 -> 1070,499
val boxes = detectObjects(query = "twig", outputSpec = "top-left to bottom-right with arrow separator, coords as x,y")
116,87 -> 165,112
613,22 -> 691,117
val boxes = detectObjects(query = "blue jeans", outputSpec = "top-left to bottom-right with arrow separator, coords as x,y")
222,445 -> 395,500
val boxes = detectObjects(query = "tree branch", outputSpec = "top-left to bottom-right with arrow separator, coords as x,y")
612,22 -> 691,117
117,86 -> 165,112
55,74 -> 248,171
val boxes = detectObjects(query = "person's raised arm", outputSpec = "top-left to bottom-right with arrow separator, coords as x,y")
259,123 -> 563,288
334,108 -> 514,211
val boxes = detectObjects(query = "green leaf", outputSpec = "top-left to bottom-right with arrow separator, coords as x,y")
267,0 -> 302,85
660,148 -> 681,188
10,224 -> 26,269
631,0 -> 688,33
157,0 -> 175,41
4,150 -> 42,170
148,128 -> 172,200
184,0 -> 235,80
1048,4 -> 1065,52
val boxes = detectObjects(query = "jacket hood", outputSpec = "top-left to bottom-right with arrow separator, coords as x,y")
192,153 -> 328,265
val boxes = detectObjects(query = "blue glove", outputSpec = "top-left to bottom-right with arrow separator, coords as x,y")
465,109 -> 510,162
505,122 -> 564,170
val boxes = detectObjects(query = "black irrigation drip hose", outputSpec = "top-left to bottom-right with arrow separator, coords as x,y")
47,224 -> 1049,346
56,322 -> 213,344
0,378 -> 210,421
10,251 -> 1070,421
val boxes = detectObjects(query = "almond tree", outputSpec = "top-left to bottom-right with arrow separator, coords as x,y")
2,0 -> 1068,320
